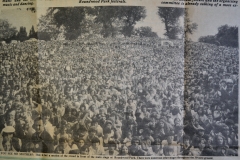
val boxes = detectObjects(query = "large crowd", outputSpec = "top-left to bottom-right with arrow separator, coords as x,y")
0,37 -> 238,156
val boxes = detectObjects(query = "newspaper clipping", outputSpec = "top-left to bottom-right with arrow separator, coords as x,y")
0,0 -> 239,159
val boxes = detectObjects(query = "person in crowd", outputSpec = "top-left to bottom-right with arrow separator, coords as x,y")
105,140 -> 119,155
31,117 -> 54,153
128,137 -> 146,156
42,109 -> 54,139
162,133 -> 179,156
118,145 -> 130,156
2,137 -> 16,152
0,126 -> 21,151
70,138 -> 87,154
88,137 -> 105,155
140,128 -> 154,156
54,137 -> 72,154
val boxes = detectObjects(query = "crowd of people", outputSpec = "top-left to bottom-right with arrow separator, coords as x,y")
0,37 -> 238,156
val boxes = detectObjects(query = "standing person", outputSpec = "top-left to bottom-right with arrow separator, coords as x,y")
152,136 -> 163,156
179,135 -> 193,156
140,128 -> 154,155
0,104 -> 6,132
42,109 -> 54,139
214,135 -> 228,156
102,120 -> 114,147
163,134 -> 179,156
31,117 -> 54,153
122,112 -> 137,139
55,124 -> 70,146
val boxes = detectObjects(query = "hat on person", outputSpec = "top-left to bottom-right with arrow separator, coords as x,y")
2,126 -> 15,133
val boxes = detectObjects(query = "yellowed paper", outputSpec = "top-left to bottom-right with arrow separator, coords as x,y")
0,0 -> 239,160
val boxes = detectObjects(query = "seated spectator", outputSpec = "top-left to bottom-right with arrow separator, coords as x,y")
105,140 -> 119,155
89,137 -> 105,155
118,145 -> 130,156
128,137 -> 146,156
1,126 -> 21,152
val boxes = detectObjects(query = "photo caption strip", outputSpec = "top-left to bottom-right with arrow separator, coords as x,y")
160,0 -> 238,7
0,152 -> 214,160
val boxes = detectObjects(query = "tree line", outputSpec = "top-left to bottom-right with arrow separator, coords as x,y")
39,6 -> 195,40
1,7 -> 194,42
2,6 -> 237,48
38,6 -> 158,40
1,6 -> 161,42
0,19 -> 37,43
199,25 -> 238,48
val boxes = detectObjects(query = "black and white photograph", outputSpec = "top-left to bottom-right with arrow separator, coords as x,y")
0,1 -> 239,158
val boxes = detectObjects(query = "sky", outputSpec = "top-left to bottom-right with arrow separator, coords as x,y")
135,5 -> 240,41
187,6 -> 240,41
0,3 -> 239,42
0,8 -> 37,35
135,5 -> 166,38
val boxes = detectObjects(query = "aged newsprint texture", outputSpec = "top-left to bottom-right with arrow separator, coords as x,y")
0,0 -> 239,160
